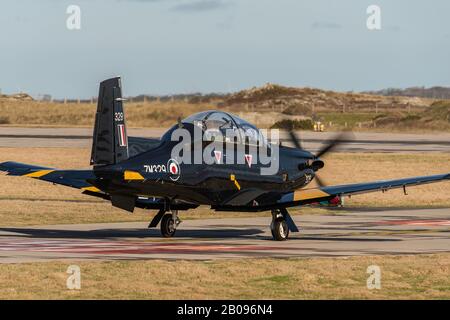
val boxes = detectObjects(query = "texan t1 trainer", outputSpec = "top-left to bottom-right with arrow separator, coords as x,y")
1,77 -> 449,240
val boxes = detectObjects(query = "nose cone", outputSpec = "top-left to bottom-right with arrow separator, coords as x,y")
297,157 -> 325,172
312,159 -> 325,171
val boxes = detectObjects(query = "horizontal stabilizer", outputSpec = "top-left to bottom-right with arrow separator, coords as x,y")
0,161 -> 97,190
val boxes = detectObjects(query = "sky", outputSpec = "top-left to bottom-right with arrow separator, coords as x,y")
0,0 -> 449,98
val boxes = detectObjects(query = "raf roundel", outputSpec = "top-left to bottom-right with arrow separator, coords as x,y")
167,159 -> 180,181
169,162 -> 178,174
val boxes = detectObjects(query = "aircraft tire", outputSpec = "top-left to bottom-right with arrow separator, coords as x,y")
270,218 -> 289,241
161,214 -> 176,238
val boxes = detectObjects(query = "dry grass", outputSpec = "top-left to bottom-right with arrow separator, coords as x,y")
0,254 -> 448,299
0,147 -> 449,226
0,100 -> 306,129
1,99 -> 449,132
0,100 -> 211,128
310,153 -> 450,207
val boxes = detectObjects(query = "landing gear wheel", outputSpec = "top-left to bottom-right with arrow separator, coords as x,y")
270,218 -> 289,241
161,214 -> 176,238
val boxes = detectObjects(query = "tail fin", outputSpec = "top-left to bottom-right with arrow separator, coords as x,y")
90,77 -> 129,166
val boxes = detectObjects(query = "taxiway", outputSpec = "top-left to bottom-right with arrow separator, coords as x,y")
0,127 -> 449,152
0,207 -> 448,263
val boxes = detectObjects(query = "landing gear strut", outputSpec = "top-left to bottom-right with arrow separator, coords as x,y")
270,208 -> 299,241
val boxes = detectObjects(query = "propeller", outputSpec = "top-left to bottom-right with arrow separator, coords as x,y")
314,174 -> 327,188
288,130 -> 303,150
315,132 -> 351,159
287,129 -> 353,187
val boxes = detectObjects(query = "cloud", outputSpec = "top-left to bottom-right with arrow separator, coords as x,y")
170,0 -> 231,13
311,21 -> 342,30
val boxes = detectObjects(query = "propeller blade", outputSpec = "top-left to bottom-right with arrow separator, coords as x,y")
288,130 -> 303,150
314,174 -> 327,188
315,132 -> 353,158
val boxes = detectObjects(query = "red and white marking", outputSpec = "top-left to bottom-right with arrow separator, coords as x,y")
117,124 -> 127,147
214,150 -> 222,164
245,154 -> 253,168
0,238 -> 286,256
169,162 -> 178,175
167,159 -> 181,181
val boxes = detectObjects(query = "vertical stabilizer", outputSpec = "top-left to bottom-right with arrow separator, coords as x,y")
90,77 -> 129,166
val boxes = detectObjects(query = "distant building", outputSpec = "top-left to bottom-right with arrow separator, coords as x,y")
41,94 -> 52,102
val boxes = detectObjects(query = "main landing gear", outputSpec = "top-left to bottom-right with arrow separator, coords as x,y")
148,209 -> 181,238
148,207 -> 299,241
270,208 -> 300,241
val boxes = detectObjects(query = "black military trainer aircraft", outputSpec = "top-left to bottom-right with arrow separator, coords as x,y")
1,77 -> 449,240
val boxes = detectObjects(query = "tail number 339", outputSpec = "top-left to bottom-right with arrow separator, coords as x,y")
115,112 -> 124,122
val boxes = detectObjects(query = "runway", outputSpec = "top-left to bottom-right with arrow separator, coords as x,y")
0,127 -> 449,152
0,207 -> 448,263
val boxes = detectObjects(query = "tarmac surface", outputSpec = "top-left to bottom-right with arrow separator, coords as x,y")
0,207 -> 448,263
1,127 -> 450,152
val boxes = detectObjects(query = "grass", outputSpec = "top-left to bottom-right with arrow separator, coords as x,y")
1,99 -> 450,132
0,100 -> 211,128
0,147 -> 449,226
0,254 -> 448,299
311,152 -> 450,208
368,101 -> 450,132
317,112 -> 377,128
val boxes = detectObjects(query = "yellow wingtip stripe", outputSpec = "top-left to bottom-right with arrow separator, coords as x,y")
24,170 -> 54,178
124,170 -> 145,181
293,189 -> 330,201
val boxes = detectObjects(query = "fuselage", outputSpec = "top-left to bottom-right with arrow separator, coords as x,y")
91,138 -> 318,206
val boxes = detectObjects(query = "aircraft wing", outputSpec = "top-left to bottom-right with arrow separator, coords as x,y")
0,161 -> 99,192
277,173 -> 450,208
0,161 -> 198,211
212,173 -> 450,212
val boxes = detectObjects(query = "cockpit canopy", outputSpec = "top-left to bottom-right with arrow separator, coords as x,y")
161,110 -> 267,145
